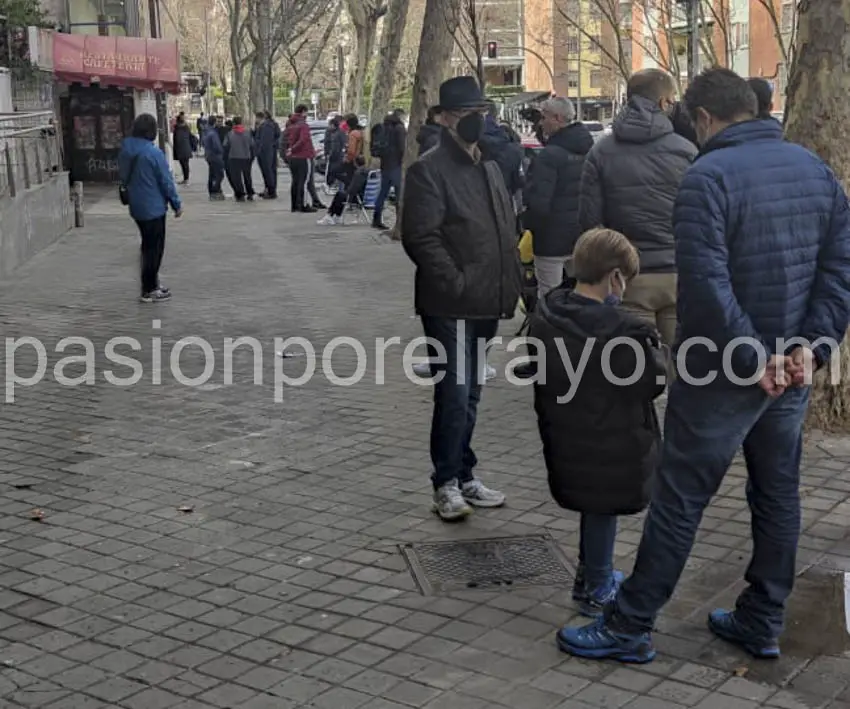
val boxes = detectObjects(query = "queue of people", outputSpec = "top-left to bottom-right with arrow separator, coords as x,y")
401,68 -> 850,664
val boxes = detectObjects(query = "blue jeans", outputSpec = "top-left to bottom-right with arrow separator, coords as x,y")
374,166 -> 401,224
610,379 -> 810,641
421,316 -> 498,489
580,514 -> 618,590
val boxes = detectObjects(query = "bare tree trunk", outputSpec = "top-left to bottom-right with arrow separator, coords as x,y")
370,0 -> 412,126
391,0 -> 459,240
784,0 -> 850,428
344,0 -> 388,114
250,60 -> 265,113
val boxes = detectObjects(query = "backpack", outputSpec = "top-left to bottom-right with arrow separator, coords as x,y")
370,123 -> 389,158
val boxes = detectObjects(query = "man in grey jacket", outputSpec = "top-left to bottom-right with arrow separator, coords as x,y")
579,69 -> 697,346
224,116 -> 255,201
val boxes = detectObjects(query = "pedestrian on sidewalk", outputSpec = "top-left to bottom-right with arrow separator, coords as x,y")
203,116 -> 226,200
324,116 -> 347,189
579,69 -> 697,349
172,113 -> 194,185
371,108 -> 406,230
416,106 -> 443,156
558,67 -> 850,665
530,227 -> 666,618
118,113 -> 183,303
224,116 -> 255,202
285,104 -> 316,213
402,76 -> 522,522
255,110 -> 280,199
524,96 -> 594,298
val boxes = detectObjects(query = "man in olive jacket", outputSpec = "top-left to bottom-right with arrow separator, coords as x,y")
579,69 -> 697,346
402,76 -> 522,522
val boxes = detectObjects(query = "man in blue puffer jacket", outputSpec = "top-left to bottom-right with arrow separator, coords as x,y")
558,68 -> 850,664
118,114 -> 183,303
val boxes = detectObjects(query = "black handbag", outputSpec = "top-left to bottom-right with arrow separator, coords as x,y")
118,155 -> 139,206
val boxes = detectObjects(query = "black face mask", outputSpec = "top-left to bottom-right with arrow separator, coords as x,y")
456,112 -> 485,144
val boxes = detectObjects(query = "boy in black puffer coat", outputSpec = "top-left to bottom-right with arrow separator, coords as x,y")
530,227 -> 666,618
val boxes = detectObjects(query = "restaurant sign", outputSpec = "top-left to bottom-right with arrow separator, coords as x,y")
52,34 -> 181,93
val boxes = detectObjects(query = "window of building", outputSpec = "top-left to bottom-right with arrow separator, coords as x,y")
619,2 -> 633,26
590,70 -> 603,88
587,33 -> 602,48
780,1 -> 795,33
777,62 -> 788,95
734,21 -> 749,48
587,3 -> 602,19
568,71 -> 579,89
567,34 -> 579,54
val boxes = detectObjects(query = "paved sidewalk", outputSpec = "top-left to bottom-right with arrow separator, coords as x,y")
0,161 -> 849,709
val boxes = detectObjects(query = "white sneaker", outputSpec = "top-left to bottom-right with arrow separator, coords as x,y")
433,481 -> 472,521
317,214 -> 337,225
483,364 -> 497,381
461,479 -> 505,508
413,361 -> 431,377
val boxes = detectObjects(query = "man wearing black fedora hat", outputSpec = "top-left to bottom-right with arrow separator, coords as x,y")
402,76 -> 522,522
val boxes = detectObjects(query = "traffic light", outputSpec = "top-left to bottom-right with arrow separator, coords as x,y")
487,41 -> 498,59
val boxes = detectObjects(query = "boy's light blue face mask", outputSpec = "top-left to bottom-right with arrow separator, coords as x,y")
603,272 -> 627,306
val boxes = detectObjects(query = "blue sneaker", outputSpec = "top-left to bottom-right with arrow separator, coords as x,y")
578,571 -> 625,618
707,609 -> 780,659
557,617 -> 657,664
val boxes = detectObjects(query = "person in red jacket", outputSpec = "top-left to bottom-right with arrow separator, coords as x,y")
285,105 -> 316,212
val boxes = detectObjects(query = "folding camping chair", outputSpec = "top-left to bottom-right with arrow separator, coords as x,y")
342,169 -> 381,225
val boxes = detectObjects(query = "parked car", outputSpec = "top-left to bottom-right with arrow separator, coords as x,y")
582,121 -> 607,142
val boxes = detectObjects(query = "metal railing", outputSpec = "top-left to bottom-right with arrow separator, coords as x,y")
0,111 -> 64,199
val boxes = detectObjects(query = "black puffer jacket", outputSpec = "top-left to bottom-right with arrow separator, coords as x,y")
479,116 -> 524,195
524,122 -> 594,257
402,131 -> 522,319
417,123 -> 442,156
530,285 -> 666,515
579,95 -> 697,272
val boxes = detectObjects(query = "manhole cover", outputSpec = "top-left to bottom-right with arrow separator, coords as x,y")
400,534 -> 574,595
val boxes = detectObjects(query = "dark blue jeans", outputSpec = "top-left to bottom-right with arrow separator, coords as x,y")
207,159 -> 224,195
421,316 -> 498,490
580,514 -> 618,590
374,166 -> 401,224
610,379 -> 810,641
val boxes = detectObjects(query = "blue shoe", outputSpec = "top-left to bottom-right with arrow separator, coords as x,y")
578,571 -> 625,618
707,609 -> 780,659
556,617 -> 657,664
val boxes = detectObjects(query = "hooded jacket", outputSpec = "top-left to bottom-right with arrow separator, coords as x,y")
118,136 -> 182,222
285,113 -> 314,160
202,128 -> 224,164
172,121 -> 194,160
479,115 -> 524,195
402,130 -> 522,320
225,124 -> 254,161
255,118 -> 281,160
524,122 -> 594,257
417,123 -> 442,156
579,95 -> 697,273
530,284 -> 666,515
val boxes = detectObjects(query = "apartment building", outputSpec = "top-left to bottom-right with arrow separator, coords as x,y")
452,0 -> 526,88
525,0 -> 623,119
524,0 -> 794,116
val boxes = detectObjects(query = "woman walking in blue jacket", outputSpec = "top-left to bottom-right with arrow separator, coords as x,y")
118,114 -> 183,303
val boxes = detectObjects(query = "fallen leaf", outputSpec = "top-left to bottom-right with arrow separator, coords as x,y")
733,666 -> 749,677
30,509 -> 45,522
178,505 -> 194,514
